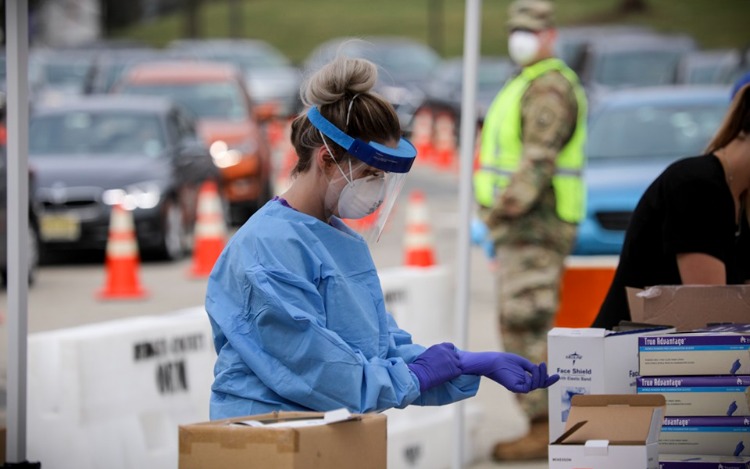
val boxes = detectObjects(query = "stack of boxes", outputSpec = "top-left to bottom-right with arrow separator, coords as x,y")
637,323 -> 750,467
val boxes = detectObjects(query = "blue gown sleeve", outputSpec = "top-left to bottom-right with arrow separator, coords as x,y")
210,262 -> 423,413
384,314 -> 481,407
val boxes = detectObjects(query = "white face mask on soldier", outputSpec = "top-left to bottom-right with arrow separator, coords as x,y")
508,31 -> 541,66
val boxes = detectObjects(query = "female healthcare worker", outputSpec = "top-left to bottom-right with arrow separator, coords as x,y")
206,54 -> 559,419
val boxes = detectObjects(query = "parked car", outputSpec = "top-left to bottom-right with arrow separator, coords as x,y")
422,55 -> 516,123
84,46 -> 167,95
29,47 -> 97,107
115,60 -> 273,224
29,95 -> 218,260
573,85 -> 731,255
303,36 -> 442,133
168,38 -> 302,118
676,48 -> 749,85
555,25 -> 655,71
573,32 -> 697,103
0,146 -> 40,285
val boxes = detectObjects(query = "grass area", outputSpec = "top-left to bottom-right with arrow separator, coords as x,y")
114,0 -> 750,64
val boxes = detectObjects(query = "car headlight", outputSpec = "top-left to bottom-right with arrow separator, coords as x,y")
102,181 -> 162,210
210,139 -> 258,168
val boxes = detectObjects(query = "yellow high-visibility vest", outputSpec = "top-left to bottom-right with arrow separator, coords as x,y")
474,58 -> 587,223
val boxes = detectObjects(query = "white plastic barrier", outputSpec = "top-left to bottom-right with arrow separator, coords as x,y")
27,307 -> 216,469
379,265 -> 455,346
380,266 -> 487,467
26,265 -> 464,469
386,402 -> 483,469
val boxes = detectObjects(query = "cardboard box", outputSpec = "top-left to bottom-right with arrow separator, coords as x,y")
659,416 -> 750,457
547,326 -> 673,441
637,375 -> 750,416
549,394 -> 666,469
638,324 -> 750,377
179,410 -> 386,469
659,454 -> 750,468
627,285 -> 750,331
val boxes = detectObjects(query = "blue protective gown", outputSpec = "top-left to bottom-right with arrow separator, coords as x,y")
206,199 -> 479,419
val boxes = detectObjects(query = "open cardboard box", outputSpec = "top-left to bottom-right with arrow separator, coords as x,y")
549,394 -> 666,469
627,285 -> 750,331
179,409 -> 386,469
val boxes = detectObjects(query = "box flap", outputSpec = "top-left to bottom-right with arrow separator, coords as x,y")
555,394 -> 666,445
628,285 -> 750,332
232,408 -> 358,428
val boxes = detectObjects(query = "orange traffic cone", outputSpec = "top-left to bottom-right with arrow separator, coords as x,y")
432,111 -> 458,171
411,108 -> 435,165
403,190 -> 436,267
190,180 -> 228,278
97,204 -> 149,300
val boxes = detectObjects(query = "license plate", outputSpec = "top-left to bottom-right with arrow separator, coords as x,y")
40,214 -> 81,241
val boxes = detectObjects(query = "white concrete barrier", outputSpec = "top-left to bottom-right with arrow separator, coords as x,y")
27,307 -> 216,469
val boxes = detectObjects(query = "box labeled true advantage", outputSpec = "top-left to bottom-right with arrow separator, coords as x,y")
638,324 -> 750,377
547,326 -> 673,441
660,416 -> 750,457
659,454 -> 750,468
637,375 -> 750,416
179,409 -> 386,469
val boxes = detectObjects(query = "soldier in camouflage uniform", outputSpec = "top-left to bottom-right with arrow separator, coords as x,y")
472,0 -> 587,461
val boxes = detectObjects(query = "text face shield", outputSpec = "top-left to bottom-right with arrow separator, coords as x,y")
308,107 -> 416,242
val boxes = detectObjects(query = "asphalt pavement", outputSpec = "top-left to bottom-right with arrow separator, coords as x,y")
0,163 -> 548,468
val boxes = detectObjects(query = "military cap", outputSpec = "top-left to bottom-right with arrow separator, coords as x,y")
507,0 -> 555,32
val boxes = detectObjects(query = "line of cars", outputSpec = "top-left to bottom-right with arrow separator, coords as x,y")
5,38 -> 297,280
2,29 -> 747,286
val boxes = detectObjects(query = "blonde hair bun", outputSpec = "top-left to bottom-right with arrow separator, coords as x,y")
302,54 -> 378,107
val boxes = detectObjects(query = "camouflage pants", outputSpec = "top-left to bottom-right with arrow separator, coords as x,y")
494,243 -> 567,420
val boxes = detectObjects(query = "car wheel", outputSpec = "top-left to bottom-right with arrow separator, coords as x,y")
1,220 -> 41,286
157,200 -> 186,261
27,220 -> 40,285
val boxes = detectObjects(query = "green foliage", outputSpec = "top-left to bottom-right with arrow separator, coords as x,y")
114,0 -> 750,64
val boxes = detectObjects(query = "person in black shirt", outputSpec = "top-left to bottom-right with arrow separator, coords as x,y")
592,83 -> 750,329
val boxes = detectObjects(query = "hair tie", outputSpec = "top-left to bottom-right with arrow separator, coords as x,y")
345,93 -> 361,130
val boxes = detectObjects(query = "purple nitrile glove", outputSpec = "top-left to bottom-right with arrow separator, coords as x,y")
457,350 -> 560,393
407,342 -> 462,393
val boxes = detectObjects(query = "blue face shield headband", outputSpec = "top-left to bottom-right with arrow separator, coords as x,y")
307,106 -> 416,174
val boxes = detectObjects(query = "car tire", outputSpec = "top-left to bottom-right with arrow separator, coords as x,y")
27,220 -> 40,286
1,219 -> 41,287
156,199 -> 186,261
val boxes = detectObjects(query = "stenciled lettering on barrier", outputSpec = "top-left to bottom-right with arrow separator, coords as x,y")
133,333 -> 205,395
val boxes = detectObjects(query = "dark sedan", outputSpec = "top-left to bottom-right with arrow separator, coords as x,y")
29,95 -> 218,260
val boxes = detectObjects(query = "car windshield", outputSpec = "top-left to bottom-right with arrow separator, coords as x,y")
587,102 -> 727,160
119,81 -> 247,121
202,50 -> 289,72
31,58 -> 93,91
30,111 -> 167,157
594,51 -> 683,87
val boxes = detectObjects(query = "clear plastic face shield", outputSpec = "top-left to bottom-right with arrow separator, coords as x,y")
307,106 -> 416,242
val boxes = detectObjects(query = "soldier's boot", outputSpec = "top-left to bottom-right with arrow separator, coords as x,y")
492,418 -> 549,461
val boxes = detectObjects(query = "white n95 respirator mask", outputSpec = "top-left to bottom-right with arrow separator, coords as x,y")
508,31 -> 541,66
337,174 -> 386,219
